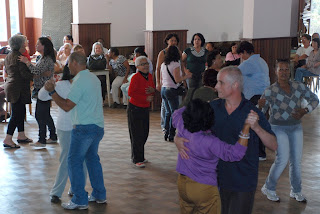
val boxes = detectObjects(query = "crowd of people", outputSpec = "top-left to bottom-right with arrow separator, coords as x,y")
1,31 -> 319,213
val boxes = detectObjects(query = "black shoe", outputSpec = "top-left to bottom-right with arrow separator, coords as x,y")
111,102 -> 120,108
50,195 -> 60,203
168,137 -> 174,142
164,133 -> 168,141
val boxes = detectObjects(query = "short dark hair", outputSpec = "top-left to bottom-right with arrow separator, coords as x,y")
237,41 -> 254,54
312,38 -> 320,48
206,50 -> 220,67
182,99 -> 214,133
134,47 -> 148,57
109,47 -> 119,56
230,42 -> 237,47
275,58 -> 290,70
302,34 -> 311,41
207,42 -> 215,49
164,33 -> 180,45
203,69 -> 218,88
191,33 -> 205,47
65,35 -> 73,42
164,46 -> 180,65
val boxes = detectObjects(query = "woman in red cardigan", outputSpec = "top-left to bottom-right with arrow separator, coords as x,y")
127,56 -> 155,168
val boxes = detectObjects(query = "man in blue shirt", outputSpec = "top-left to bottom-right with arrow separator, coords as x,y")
45,52 -> 106,210
175,66 -> 277,214
237,41 -> 270,161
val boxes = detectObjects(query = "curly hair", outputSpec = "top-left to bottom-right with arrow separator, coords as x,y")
164,46 -> 180,65
182,99 -> 214,133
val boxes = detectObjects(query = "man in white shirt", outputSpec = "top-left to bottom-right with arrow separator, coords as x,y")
294,34 -> 313,68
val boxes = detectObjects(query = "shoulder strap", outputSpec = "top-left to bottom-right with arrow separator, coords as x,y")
166,65 -> 177,84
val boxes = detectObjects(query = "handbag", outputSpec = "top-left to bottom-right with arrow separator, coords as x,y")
166,65 -> 186,96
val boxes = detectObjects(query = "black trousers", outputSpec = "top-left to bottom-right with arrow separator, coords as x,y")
97,75 -> 106,101
220,188 -> 255,214
249,95 -> 266,158
35,99 -> 57,143
7,98 -> 25,135
127,103 -> 149,163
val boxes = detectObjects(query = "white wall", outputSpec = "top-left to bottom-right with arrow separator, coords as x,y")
243,0 -> 294,39
76,0 -> 146,46
25,0 -> 43,18
148,0 -> 244,42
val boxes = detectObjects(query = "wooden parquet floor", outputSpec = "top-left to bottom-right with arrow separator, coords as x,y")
0,101 -> 320,214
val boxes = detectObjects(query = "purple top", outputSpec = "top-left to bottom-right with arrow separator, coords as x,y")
172,107 -> 247,186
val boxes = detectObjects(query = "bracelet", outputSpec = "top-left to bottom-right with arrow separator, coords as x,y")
240,131 -> 250,137
239,135 -> 250,139
48,89 -> 56,96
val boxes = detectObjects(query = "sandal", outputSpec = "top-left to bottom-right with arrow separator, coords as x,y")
3,143 -> 21,148
17,138 -> 33,143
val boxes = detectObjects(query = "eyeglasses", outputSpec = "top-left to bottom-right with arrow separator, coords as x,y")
139,62 -> 149,66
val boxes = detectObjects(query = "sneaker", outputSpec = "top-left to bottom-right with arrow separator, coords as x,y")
259,157 -> 267,161
61,200 -> 88,210
30,142 -> 46,148
67,188 -> 74,196
46,138 -> 58,144
290,191 -> 307,202
50,195 -> 60,203
88,195 -> 107,204
135,162 -> 145,168
261,184 -> 280,202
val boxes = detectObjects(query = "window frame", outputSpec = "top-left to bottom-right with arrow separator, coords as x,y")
0,0 -> 25,46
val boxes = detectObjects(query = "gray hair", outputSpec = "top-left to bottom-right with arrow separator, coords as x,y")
219,66 -> 243,92
90,42 -> 104,55
8,35 -> 26,51
69,52 -> 87,66
135,56 -> 148,67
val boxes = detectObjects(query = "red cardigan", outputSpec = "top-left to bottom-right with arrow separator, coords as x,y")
128,72 -> 155,108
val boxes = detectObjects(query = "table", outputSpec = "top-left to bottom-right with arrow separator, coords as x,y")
90,69 -> 111,107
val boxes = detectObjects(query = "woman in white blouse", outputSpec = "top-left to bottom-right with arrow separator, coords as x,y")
38,68 -> 87,203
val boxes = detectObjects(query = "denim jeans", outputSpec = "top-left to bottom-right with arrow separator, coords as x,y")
68,124 -> 106,205
265,124 -> 303,193
294,67 -> 317,83
161,87 -> 179,138
50,129 -> 87,198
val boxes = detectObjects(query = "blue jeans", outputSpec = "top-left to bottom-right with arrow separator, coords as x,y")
295,67 -> 317,83
161,87 -> 179,138
265,124 -> 303,193
50,129 -> 87,198
68,124 -> 106,205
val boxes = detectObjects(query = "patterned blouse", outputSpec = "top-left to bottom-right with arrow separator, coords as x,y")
261,81 -> 319,126
28,56 -> 54,89
109,55 -> 127,77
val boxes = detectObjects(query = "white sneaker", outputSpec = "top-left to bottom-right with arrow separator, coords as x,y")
46,138 -> 58,144
88,195 -> 107,204
290,190 -> 307,202
261,184 -> 280,202
259,157 -> 267,161
29,142 -> 46,148
61,200 -> 88,210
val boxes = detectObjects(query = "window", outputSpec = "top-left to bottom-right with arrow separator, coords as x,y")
0,0 -> 25,46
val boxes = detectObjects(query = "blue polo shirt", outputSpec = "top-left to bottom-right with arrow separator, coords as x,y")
210,96 -> 274,192
238,54 -> 270,100
68,69 -> 104,128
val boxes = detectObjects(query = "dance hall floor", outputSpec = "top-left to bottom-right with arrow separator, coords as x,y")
0,101 -> 319,214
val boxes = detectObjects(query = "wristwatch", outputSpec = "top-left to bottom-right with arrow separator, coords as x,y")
49,89 -> 56,96
304,107 -> 309,114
